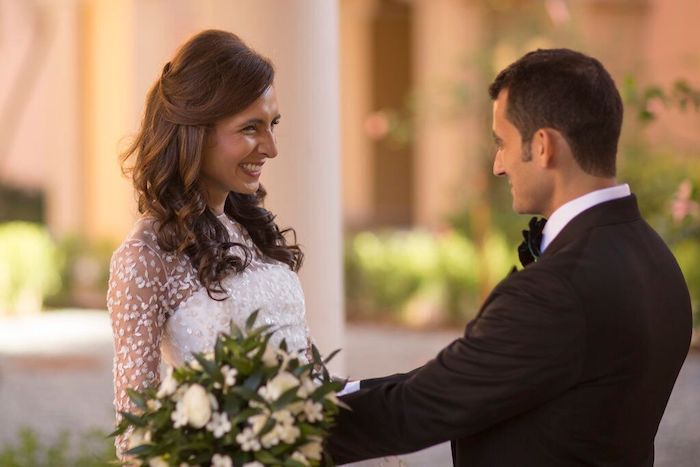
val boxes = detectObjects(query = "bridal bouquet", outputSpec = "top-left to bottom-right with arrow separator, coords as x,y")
111,311 -> 345,467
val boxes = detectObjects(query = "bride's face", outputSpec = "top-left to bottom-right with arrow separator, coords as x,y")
200,86 -> 280,204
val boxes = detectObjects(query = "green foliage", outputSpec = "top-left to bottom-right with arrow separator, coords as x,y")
673,240 -> 700,327
0,222 -> 62,315
45,234 -> 115,309
623,77 -> 700,123
345,229 -> 516,325
0,427 -> 116,467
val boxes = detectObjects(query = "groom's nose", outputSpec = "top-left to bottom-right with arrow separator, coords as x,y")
493,152 -> 505,177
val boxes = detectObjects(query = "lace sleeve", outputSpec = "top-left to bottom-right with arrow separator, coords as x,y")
107,240 -> 170,456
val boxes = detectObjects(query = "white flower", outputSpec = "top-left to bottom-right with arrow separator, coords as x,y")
211,453 -> 233,467
287,401 -> 305,416
127,428 -> 151,449
299,438 -> 323,461
206,412 -> 232,438
171,401 -> 188,428
297,376 -> 320,398
146,399 -> 162,411
148,457 -> 169,467
157,367 -> 178,398
291,451 -> 309,466
261,345 -> 279,367
221,365 -> 238,387
277,423 -> 301,444
236,427 -> 261,452
243,462 -> 264,467
189,359 -> 203,371
182,384 -> 212,428
303,400 -> 324,423
248,413 -> 269,434
258,371 -> 299,401
272,410 -> 294,426
260,428 -> 280,448
209,394 -> 219,411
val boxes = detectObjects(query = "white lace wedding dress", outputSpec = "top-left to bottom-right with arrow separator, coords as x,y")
107,213 -> 310,454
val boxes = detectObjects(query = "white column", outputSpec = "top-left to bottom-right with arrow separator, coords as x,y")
199,0 -> 346,374
44,0 -> 82,237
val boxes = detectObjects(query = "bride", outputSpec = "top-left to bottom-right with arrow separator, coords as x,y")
106,29 -> 309,456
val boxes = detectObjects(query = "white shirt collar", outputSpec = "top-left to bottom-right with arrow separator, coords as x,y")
540,184 -> 631,252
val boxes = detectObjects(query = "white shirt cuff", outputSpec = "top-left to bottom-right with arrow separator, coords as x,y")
337,380 -> 361,396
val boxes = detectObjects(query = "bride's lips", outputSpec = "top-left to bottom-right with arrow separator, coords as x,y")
239,162 -> 265,178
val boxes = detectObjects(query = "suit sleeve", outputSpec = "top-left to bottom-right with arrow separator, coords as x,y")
326,268 -> 585,464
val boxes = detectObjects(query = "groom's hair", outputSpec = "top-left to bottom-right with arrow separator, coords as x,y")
489,48 -> 622,177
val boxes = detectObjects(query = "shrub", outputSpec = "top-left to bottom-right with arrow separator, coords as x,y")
0,222 -> 62,316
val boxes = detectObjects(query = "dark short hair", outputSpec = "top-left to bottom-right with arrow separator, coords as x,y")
489,48 -> 622,177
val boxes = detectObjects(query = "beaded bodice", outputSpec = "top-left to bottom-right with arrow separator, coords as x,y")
107,214 -> 309,454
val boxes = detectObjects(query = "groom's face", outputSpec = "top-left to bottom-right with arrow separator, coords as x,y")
492,90 -> 547,215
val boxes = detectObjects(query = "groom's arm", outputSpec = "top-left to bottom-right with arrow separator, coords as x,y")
326,267 -> 584,464
360,366 -> 424,390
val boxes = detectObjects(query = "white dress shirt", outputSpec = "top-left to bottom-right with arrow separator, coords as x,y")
540,184 -> 631,252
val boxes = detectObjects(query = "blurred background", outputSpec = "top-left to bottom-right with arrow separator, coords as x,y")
0,0 -> 698,465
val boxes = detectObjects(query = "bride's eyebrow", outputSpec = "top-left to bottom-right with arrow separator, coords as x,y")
238,115 -> 281,127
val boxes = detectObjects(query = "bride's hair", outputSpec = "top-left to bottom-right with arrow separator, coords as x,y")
121,29 -> 303,299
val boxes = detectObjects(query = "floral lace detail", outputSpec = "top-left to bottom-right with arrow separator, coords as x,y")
107,216 -> 309,456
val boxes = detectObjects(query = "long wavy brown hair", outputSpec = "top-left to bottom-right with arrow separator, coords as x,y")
121,30 -> 303,299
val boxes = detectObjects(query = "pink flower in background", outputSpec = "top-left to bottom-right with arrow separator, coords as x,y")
364,111 -> 391,140
545,0 -> 571,27
671,179 -> 700,224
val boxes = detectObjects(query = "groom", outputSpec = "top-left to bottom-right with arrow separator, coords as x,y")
327,49 -> 692,466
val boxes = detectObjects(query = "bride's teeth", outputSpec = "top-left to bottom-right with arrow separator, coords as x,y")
241,163 -> 262,171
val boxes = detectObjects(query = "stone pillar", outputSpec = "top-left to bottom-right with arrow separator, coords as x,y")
45,0 -> 82,237
412,0 -> 488,227
197,0 -> 346,374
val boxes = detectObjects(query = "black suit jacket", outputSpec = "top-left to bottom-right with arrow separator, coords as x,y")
327,195 -> 692,466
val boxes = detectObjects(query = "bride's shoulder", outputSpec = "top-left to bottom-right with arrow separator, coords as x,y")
112,217 -> 172,262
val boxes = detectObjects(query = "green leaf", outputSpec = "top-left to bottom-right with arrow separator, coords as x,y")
246,309 -> 261,331
323,348 -> 342,365
230,386 -> 265,404
243,369 -> 265,391
255,450 -> 281,464
271,386 -> 301,411
126,388 -> 146,410
192,352 -> 220,378
119,411 -> 147,427
284,459 -> 308,467
231,407 -> 264,425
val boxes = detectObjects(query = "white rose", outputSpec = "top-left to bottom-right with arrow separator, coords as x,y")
291,451 -> 309,466
149,457 -> 169,467
156,367 -> 178,398
262,371 -> 299,401
182,384 -> 212,428
299,439 -> 323,461
261,345 -> 279,367
243,462 -> 264,467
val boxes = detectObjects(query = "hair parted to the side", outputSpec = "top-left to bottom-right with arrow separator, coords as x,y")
489,48 -> 623,177
121,29 -> 303,299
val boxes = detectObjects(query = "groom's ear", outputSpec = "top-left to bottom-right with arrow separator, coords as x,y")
533,128 -> 561,169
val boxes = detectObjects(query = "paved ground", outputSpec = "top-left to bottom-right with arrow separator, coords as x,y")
0,311 -> 698,466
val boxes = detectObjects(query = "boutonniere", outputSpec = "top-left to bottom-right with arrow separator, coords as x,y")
518,217 -> 547,267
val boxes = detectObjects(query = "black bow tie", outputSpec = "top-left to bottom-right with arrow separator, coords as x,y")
518,217 -> 547,267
